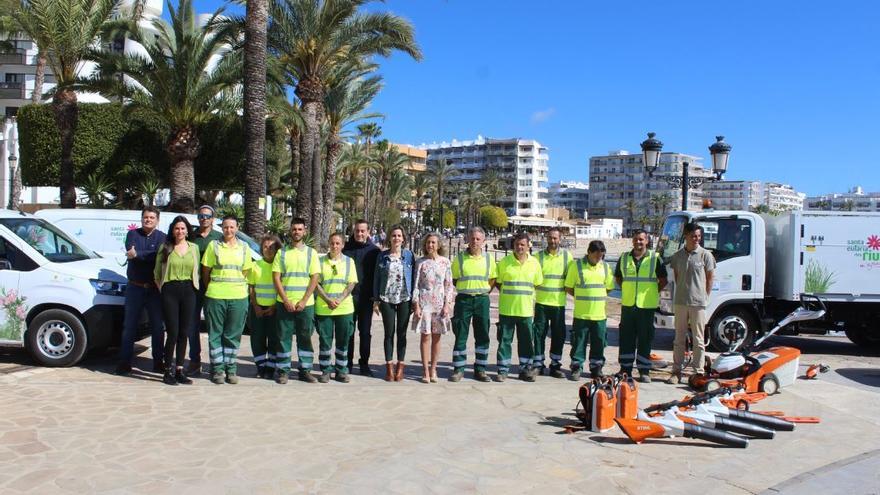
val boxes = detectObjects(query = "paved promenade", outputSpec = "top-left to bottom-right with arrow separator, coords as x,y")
1,296 -> 879,494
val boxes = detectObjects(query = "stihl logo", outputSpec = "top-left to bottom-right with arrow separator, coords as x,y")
636,426 -> 651,431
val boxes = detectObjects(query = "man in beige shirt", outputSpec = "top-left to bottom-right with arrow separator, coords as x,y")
666,222 -> 716,383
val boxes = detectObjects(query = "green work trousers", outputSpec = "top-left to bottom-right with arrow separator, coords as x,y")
205,297 -> 249,374
570,318 -> 607,376
618,306 -> 656,375
275,303 -> 315,372
248,306 -> 278,373
451,294 -> 491,373
316,314 -> 354,375
497,315 -> 535,374
533,303 -> 567,371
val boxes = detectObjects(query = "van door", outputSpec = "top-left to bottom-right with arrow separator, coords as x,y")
0,235 -> 39,346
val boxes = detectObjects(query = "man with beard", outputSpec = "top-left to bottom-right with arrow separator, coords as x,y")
343,219 -> 381,376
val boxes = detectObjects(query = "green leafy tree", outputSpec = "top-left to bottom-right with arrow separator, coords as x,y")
480,205 -> 508,230
426,158 -> 458,230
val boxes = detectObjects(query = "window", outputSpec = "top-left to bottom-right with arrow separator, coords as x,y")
0,237 -> 38,272
0,218 -> 94,263
695,218 -> 751,262
4,107 -> 18,118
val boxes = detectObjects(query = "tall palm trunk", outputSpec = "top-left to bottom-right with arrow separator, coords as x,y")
243,0 -> 268,237
167,126 -> 200,212
296,74 -> 324,236
52,88 -> 78,208
31,49 -> 46,104
289,126 -> 301,196
320,135 -> 343,248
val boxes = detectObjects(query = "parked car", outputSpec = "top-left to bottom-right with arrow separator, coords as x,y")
0,209 -> 128,366
34,209 -> 261,266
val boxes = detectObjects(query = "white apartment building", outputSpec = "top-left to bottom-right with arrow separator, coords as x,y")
419,135 -> 549,217
548,180 -> 589,219
806,186 -> 880,212
704,180 -> 805,211
588,150 -> 712,233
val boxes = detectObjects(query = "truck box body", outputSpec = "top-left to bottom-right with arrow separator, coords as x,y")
765,211 -> 880,303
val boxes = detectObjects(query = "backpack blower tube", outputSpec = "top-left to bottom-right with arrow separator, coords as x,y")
727,409 -> 796,432
682,423 -> 749,448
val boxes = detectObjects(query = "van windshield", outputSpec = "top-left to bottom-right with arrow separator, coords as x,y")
0,218 -> 94,262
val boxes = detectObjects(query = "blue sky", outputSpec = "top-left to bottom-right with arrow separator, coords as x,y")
195,0 -> 879,196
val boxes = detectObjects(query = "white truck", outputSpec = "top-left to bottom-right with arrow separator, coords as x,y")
654,210 -> 880,351
0,209 -> 128,366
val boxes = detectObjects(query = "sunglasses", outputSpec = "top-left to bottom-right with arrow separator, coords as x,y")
331,264 -> 338,276
197,214 -> 213,220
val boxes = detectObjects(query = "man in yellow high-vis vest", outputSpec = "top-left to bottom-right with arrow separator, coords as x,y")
496,233 -> 543,382
533,227 -> 571,378
450,227 -> 497,382
615,229 -> 667,383
564,240 -> 614,380
273,218 -> 321,384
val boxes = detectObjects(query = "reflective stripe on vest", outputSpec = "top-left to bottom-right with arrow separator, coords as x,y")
536,249 -> 569,305
210,240 -> 247,284
456,252 -> 491,294
316,255 -> 354,315
619,250 -> 660,308
279,246 -> 314,294
573,259 -> 609,320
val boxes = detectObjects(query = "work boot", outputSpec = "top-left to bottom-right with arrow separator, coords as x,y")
319,371 -> 331,383
359,363 -> 374,377
519,370 -> 536,382
152,360 -> 165,373
115,361 -> 132,376
211,372 -> 225,385
665,372 -> 682,385
225,373 -> 239,385
394,362 -> 405,381
162,368 -> 178,386
590,367 -> 602,379
384,363 -> 395,382
175,369 -> 193,385
185,361 -> 202,377
299,370 -> 317,383
549,368 -> 565,379
276,371 -> 289,385
495,372 -> 507,383
335,373 -> 350,383
474,371 -> 491,382
449,370 -> 464,382
638,372 -> 651,384
569,367 -> 582,381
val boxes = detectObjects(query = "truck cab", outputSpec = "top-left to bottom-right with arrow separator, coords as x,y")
0,210 -> 128,366
655,210 -> 765,351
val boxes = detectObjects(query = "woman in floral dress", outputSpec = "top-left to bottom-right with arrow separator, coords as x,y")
412,233 -> 456,383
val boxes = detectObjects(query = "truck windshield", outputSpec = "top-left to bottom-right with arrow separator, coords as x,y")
657,215 -> 686,261
0,218 -> 94,263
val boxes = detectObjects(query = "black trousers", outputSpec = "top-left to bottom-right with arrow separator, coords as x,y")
347,296 -> 375,367
379,300 -> 411,362
161,281 -> 196,368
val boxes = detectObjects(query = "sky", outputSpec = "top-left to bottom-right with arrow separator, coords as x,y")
194,0 -> 880,196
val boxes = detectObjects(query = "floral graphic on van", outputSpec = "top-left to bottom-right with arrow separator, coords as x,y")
868,235 -> 880,251
0,288 -> 27,341
127,223 -> 138,231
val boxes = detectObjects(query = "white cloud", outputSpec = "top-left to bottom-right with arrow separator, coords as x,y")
530,107 -> 556,124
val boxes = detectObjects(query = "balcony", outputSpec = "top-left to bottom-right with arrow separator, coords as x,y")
0,81 -> 26,99
0,51 -> 27,64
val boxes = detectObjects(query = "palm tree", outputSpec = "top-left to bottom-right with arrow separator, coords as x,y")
243,0 -> 270,236
479,169 -> 505,206
0,6 -> 46,104
622,198 -> 639,235
356,122 -> 381,220
87,0 -> 241,212
11,0 -> 126,207
268,0 -> 421,235
372,140 -> 409,228
459,180 -> 485,227
412,172 -> 429,234
650,192 -> 673,217
321,64 -> 382,242
426,158 -> 458,230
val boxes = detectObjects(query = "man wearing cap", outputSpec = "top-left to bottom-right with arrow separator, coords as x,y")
185,205 -> 222,375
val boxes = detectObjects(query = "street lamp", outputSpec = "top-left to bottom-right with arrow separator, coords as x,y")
7,153 -> 19,210
640,132 -> 732,211
450,197 -> 459,254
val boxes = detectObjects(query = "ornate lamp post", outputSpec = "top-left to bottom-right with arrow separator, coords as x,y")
640,132 -> 732,211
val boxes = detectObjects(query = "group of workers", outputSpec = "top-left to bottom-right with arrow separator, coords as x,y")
114,205 -> 716,386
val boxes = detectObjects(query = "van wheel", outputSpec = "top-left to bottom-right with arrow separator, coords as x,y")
708,307 -> 756,352
26,309 -> 88,367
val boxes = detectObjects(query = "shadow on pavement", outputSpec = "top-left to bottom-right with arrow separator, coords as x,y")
763,335 -> 880,357
833,368 -> 880,388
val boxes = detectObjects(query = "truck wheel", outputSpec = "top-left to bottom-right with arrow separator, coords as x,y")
708,307 -> 756,352
26,309 -> 88,367
844,326 -> 880,349
759,373 -> 780,395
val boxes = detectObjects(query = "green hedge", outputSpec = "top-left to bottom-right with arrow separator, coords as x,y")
17,103 -> 287,191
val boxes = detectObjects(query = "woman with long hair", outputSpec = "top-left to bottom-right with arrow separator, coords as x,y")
373,225 -> 415,381
314,232 -> 359,383
411,233 -> 455,383
154,215 -> 200,385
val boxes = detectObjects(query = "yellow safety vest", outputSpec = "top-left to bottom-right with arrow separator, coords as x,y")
619,250 -> 661,309
568,259 -> 613,320
451,252 -> 496,296
316,254 -> 358,316
535,249 -> 570,307
203,240 -> 251,300
272,245 -> 320,306
497,254 -> 543,317
249,259 -> 276,306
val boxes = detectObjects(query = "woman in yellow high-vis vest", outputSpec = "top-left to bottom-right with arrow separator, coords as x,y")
247,234 -> 282,379
314,233 -> 358,383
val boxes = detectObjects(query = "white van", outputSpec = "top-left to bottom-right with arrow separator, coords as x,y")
34,209 -> 261,266
0,209 -> 129,366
